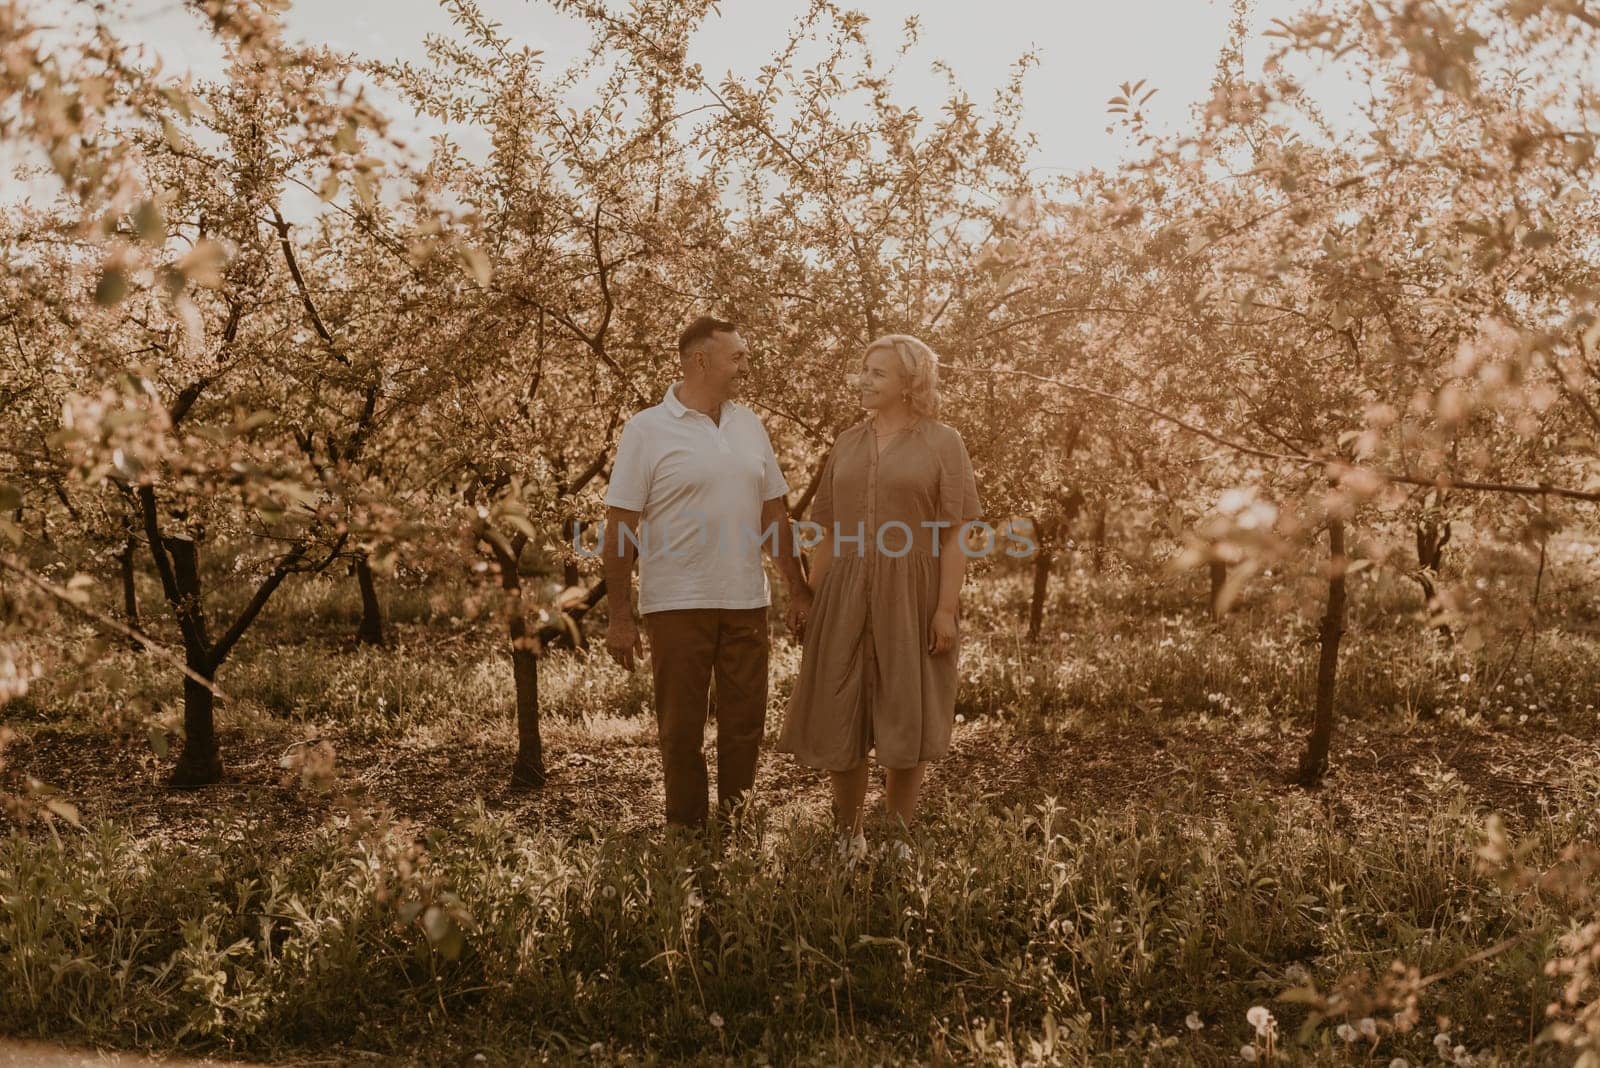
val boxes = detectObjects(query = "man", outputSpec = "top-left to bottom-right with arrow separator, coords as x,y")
602,315 -> 812,829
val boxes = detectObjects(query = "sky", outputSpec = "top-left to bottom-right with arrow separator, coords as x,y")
93,0 -> 1358,183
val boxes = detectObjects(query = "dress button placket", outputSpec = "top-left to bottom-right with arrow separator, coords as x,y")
865,435 -> 877,599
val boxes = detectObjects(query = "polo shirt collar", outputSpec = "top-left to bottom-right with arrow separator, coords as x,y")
664,381 -> 727,422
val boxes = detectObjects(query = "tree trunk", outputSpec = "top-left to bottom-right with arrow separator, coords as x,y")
140,483 -> 312,788
1414,518 -> 1452,640
491,533 -> 546,791
508,611 -> 545,790
171,653 -> 222,786
1208,560 -> 1228,621
563,519 -> 582,589
354,553 -> 384,646
1296,521 -> 1347,787
118,534 -> 143,650
166,535 -> 222,787
1027,518 -> 1055,643
1091,506 -> 1107,574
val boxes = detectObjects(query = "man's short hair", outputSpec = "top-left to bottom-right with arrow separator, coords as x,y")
678,315 -> 738,359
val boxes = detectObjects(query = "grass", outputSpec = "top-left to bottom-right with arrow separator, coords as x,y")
4,542 -> 1600,1063
0,779 -> 1580,1065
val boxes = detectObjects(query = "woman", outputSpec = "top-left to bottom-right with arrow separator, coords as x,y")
777,334 -> 982,851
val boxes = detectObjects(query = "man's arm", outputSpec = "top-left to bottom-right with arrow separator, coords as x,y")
602,505 -> 645,669
761,495 -> 808,593
762,495 -> 813,639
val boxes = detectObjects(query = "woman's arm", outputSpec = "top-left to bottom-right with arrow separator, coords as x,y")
808,527 -> 836,593
929,524 -> 966,655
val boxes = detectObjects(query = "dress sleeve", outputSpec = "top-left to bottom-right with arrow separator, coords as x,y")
936,427 -> 982,527
809,445 -> 837,530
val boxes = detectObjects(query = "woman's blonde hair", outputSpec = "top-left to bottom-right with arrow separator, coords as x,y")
862,334 -> 941,419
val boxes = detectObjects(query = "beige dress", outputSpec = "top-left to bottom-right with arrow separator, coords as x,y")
777,417 -> 982,771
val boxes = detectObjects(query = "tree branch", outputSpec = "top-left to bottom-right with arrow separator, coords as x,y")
941,361 -> 1600,504
0,553 -> 230,700
271,206 -> 350,367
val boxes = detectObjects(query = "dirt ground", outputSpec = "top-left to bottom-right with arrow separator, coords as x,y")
0,1039 -> 264,1067
3,705 -> 1584,847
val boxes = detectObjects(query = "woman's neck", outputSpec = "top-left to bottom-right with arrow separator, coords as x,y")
871,405 -> 916,434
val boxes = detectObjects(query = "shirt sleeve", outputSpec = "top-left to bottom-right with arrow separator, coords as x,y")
604,418 -> 650,511
757,418 -> 790,501
936,427 -> 982,527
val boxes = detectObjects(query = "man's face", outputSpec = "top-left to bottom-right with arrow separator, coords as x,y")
693,329 -> 752,401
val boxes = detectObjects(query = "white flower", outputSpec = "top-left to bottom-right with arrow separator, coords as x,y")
1434,1033 -> 1452,1052
1451,1047 -> 1469,1066
1186,1012 -> 1204,1032
1246,1006 -> 1274,1036
1338,1023 -> 1359,1042
1359,1017 -> 1378,1039
709,1012 -> 724,1029
1390,1060 -> 1410,1068
1240,1045 -> 1258,1063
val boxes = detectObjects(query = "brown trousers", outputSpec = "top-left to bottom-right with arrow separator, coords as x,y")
643,607 -> 770,827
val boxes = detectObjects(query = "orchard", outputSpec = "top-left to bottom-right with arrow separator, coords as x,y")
4,0 -> 1600,1062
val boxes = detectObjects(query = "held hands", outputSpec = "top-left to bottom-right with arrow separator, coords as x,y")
605,615 -> 646,671
928,607 -> 959,656
785,585 -> 814,642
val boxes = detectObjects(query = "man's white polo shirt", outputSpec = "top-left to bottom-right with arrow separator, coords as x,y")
604,381 -> 790,615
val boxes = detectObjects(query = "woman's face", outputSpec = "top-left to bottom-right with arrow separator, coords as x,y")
857,346 -> 906,411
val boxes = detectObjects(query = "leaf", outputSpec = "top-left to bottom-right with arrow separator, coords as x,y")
160,115 -> 188,152
1276,985 -> 1324,1006
352,171 -> 376,210
238,410 -> 276,433
0,519 -> 22,548
421,904 -> 452,945
334,117 -> 360,154
95,266 -> 129,307
175,240 -> 226,289
0,484 -> 20,511
147,727 -> 169,759
134,200 -> 166,244
318,171 -> 341,202
45,799 -> 81,827
1212,560 -> 1259,618
459,245 -> 492,288
500,512 -> 536,539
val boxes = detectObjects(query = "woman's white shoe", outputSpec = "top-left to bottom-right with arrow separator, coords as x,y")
878,838 -> 912,862
836,831 -> 868,866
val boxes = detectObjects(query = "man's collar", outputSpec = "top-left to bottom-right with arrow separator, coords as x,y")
663,381 -> 689,418
664,381 -> 727,421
